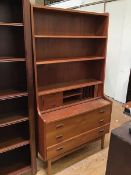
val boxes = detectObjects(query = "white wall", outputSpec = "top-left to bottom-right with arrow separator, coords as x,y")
51,0 -> 131,103
30,0 -> 35,4
51,0 -> 82,8
78,3 -> 104,13
105,0 -> 126,101
105,0 -> 131,103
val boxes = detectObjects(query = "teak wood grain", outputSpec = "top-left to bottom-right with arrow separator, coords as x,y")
46,105 -> 111,146
31,5 -> 111,175
46,124 -> 110,159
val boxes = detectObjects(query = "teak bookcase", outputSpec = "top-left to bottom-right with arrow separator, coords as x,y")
0,0 -> 37,174
31,6 -> 112,175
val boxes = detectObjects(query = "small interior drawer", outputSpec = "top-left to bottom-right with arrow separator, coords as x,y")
39,92 -> 63,110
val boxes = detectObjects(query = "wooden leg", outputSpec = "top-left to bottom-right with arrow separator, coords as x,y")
101,135 -> 105,149
47,160 -> 52,175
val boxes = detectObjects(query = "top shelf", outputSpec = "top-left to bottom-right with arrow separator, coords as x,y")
32,5 -> 108,37
32,5 -> 108,17
34,35 -> 107,39
0,22 -> 24,27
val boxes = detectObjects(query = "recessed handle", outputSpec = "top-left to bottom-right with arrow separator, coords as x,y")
99,129 -> 105,133
99,119 -> 105,123
56,147 -> 64,151
56,135 -> 63,140
99,110 -> 105,113
56,123 -> 64,129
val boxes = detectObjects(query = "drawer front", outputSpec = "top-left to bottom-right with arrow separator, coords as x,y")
47,124 -> 110,159
46,105 -> 111,146
39,92 -> 63,110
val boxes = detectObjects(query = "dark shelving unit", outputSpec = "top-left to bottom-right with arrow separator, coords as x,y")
0,0 -> 37,174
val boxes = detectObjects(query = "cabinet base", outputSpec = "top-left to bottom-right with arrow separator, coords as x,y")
46,136 -> 105,175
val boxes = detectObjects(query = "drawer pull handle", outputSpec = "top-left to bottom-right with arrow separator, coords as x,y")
56,135 -> 63,140
99,110 -> 105,113
99,129 -> 105,133
99,119 -> 104,123
56,124 -> 64,129
56,147 -> 64,151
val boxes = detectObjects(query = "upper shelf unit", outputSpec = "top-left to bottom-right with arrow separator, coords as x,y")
34,35 -> 107,39
32,6 -> 108,37
36,56 -> 105,65
31,6 -> 109,111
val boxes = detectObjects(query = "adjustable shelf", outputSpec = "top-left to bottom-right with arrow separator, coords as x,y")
38,79 -> 102,96
0,90 -> 28,101
34,35 -> 107,39
63,88 -> 82,99
0,57 -> 25,63
0,122 -> 29,153
0,22 -> 24,26
0,113 -> 28,127
36,56 -> 105,65
0,0 -> 36,174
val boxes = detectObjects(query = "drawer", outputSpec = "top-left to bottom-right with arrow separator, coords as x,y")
47,124 -> 110,159
39,92 -> 63,110
46,105 -> 111,146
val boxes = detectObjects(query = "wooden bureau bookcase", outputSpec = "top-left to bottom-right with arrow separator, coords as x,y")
0,0 -> 37,174
31,5 -> 112,175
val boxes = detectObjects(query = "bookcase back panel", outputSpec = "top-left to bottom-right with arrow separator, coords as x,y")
0,62 -> 27,91
0,145 -> 31,175
0,0 -> 23,23
35,38 -> 106,59
0,27 -> 25,58
33,9 -> 108,36
37,61 -> 102,87
0,97 -> 28,115
0,121 -> 29,140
